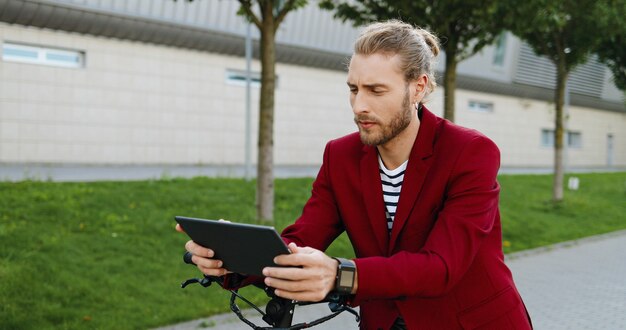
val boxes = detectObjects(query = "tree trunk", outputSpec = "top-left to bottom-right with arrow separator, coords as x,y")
443,44 -> 458,122
257,6 -> 276,223
553,59 -> 568,202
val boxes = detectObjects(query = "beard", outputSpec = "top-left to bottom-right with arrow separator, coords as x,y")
354,90 -> 413,146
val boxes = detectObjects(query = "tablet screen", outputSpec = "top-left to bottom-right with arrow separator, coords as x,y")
175,216 -> 290,277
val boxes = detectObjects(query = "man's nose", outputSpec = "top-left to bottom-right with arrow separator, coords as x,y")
352,93 -> 369,114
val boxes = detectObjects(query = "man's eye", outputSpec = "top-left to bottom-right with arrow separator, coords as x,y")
349,89 -> 358,94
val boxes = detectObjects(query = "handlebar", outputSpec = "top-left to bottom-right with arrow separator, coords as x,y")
183,251 -> 195,265
179,252 -> 359,329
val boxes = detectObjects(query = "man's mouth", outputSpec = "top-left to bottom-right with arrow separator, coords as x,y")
358,121 -> 376,129
355,116 -> 378,129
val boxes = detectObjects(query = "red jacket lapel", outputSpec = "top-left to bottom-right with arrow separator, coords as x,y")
388,108 -> 437,254
360,144 -> 389,255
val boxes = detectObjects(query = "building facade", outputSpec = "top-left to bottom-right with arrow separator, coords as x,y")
0,0 -> 624,179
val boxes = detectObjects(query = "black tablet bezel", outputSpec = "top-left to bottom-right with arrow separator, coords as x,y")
175,216 -> 290,277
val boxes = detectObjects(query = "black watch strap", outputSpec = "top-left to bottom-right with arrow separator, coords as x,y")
332,257 -> 356,295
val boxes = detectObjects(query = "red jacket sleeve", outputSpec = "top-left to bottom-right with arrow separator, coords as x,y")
281,141 -> 345,250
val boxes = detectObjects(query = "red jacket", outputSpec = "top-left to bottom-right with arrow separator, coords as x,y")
281,107 -> 532,329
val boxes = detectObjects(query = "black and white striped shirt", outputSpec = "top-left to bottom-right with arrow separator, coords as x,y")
378,155 -> 408,233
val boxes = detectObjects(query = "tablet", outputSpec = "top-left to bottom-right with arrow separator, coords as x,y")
175,216 -> 290,277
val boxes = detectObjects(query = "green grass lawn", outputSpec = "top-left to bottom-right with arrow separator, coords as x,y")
0,172 -> 624,329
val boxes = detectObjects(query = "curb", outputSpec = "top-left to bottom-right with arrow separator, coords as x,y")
505,229 -> 626,261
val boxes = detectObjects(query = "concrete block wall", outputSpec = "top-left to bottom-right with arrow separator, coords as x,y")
1,22 -> 624,170
450,90 -> 626,168
0,22 -> 354,167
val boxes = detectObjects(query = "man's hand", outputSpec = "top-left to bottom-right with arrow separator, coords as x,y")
175,223 -> 230,276
262,242 -> 339,302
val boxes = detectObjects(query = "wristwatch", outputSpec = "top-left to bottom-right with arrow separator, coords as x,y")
332,257 -> 356,294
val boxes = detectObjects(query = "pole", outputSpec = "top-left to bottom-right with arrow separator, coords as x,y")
563,77 -> 570,173
244,22 -> 252,181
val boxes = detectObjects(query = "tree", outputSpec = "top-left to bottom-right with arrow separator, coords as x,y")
598,33 -> 626,91
596,1 -> 626,91
236,0 -> 308,223
180,0 -> 307,222
319,0 -> 512,122
508,0 -> 616,202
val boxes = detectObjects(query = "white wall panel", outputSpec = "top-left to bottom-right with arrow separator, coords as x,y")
0,21 -> 624,170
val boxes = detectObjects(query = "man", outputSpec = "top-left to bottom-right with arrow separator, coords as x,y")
180,20 -> 532,329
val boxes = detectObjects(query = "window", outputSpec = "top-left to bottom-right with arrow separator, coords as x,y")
468,100 -> 494,113
225,69 -> 269,88
2,42 -> 84,68
541,129 -> 554,147
541,129 -> 583,148
492,32 -> 507,67
567,131 -> 582,148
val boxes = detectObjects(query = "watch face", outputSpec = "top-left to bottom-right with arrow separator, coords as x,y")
339,270 -> 354,287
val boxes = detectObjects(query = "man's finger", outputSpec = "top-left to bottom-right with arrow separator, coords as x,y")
185,240 -> 215,258
273,252 -> 316,266
287,243 -> 317,254
192,255 -> 223,269
264,273 -> 330,295
272,287 -> 328,302
264,276 -> 301,291
198,265 -> 229,277
263,265 -> 312,281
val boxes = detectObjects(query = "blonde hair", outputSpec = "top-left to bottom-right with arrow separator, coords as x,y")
353,20 -> 440,95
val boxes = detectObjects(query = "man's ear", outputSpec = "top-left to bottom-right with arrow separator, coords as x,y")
411,74 -> 428,101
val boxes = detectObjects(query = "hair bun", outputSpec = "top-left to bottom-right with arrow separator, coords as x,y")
418,29 -> 440,57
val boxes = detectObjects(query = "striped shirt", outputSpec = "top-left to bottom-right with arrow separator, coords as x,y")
378,155 -> 408,233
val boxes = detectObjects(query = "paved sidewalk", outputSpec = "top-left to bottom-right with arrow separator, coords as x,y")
506,230 -> 626,329
155,230 -> 626,330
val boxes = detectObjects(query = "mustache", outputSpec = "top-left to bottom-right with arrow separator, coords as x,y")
354,114 -> 380,124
